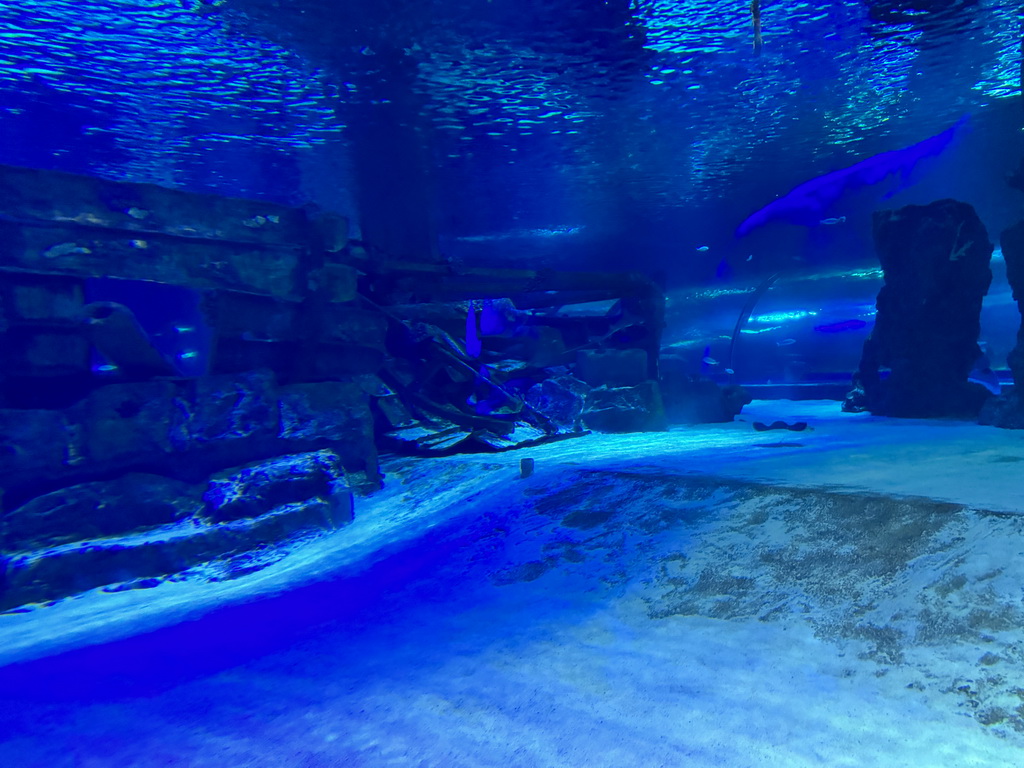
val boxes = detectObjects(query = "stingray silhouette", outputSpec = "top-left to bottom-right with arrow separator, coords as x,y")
736,115 -> 969,237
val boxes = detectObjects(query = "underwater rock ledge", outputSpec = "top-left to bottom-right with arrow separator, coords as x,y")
0,369 -> 373,611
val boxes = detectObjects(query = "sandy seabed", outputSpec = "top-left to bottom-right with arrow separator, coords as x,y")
2,400 -> 1024,767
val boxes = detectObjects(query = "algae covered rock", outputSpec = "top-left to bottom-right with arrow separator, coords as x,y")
0,451 -> 355,609
524,375 -> 588,432
2,474 -> 199,552
203,449 -> 352,524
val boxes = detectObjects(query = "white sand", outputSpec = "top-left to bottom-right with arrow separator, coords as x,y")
2,401 -> 1023,766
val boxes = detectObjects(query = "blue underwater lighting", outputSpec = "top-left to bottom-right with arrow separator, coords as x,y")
2,0 -> 1024,764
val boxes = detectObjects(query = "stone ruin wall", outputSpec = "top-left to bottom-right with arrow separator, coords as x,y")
0,165 -> 379,610
0,164 -> 690,612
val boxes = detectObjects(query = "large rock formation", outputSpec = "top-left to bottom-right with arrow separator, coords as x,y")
979,221 -> 1024,428
2,452 -> 354,609
0,162 -> 673,613
0,370 -> 379,506
0,370 -> 377,610
659,355 -> 751,424
845,199 -> 993,418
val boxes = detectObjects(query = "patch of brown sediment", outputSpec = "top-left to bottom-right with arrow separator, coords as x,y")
473,466 -> 1024,740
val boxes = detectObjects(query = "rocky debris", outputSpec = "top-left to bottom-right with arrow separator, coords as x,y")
383,418 -> 554,456
846,199 -> 993,418
660,356 -> 750,424
2,474 -> 199,553
978,390 -> 1024,429
0,165 -> 381,614
0,162 -> 677,614
0,370 -> 379,506
365,307 -> 572,453
0,451 -> 353,609
74,380 -> 181,466
582,380 -> 667,433
204,450 -> 349,523
523,376 -> 589,432
576,348 -> 648,388
0,408 -> 75,479
177,369 -> 280,449
360,261 -> 666,445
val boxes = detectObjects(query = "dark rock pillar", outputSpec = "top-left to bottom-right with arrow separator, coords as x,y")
1002,222 -> 1024,386
979,222 -> 1024,428
979,36 -> 1024,427
846,199 -> 993,417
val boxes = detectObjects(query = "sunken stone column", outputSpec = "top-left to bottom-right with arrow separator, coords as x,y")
978,221 -> 1024,428
999,221 -> 1024,387
848,199 -> 992,418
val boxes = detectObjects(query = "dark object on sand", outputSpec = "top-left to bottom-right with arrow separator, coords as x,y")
752,420 -> 807,432
979,221 -> 1024,429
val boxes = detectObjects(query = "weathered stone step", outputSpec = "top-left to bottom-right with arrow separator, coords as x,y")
0,451 -> 355,610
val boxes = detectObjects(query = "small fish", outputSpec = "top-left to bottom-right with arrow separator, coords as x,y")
696,245 -> 710,252
43,242 -> 91,259
820,216 -> 847,226
702,356 -> 719,366
776,338 -> 797,347
745,254 -> 753,262
725,368 -> 735,375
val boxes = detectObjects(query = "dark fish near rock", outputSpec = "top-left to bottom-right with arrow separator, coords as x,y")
82,301 -> 181,379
